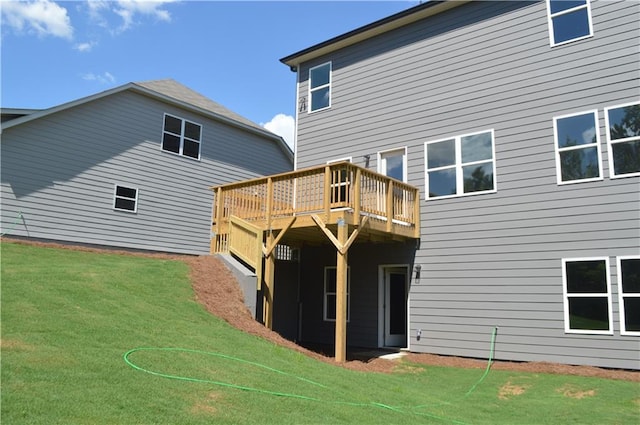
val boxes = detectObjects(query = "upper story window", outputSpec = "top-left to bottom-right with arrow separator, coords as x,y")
309,62 -> 331,112
605,102 -> 640,178
617,256 -> 640,336
546,0 -> 593,46
553,110 -> 602,184
562,258 -> 612,334
113,185 -> 138,213
424,130 -> 496,200
162,113 -> 202,160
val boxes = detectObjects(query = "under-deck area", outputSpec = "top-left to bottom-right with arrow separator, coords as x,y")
210,162 -> 420,361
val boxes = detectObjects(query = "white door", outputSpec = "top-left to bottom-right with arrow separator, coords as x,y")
378,148 -> 407,182
384,267 -> 408,347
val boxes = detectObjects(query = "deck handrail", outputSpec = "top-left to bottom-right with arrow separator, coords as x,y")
211,162 -> 420,250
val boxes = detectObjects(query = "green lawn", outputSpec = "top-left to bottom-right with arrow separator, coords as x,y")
1,241 -> 638,424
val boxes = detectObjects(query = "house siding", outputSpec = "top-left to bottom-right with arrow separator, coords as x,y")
1,90 -> 292,255
292,0 -> 639,369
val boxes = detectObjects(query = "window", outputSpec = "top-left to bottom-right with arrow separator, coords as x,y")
424,130 -> 496,199
617,256 -> 640,336
324,266 -> 350,322
547,0 -> 593,46
162,114 -> 202,159
113,185 -> 138,212
378,148 -> 407,182
562,258 -> 612,334
605,102 -> 640,178
309,62 -> 331,112
553,111 -> 602,184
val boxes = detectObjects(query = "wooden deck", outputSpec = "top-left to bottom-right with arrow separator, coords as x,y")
209,161 -> 420,362
211,161 -> 420,254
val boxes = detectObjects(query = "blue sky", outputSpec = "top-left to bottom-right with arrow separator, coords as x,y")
1,0 -> 417,147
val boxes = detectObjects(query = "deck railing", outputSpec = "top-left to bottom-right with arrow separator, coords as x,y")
211,162 -> 420,252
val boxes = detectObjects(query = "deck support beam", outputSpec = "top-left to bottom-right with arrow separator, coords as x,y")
335,218 -> 348,363
311,213 -> 369,362
263,230 -> 275,329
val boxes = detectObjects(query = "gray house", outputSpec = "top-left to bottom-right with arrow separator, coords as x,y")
1,79 -> 293,255
212,0 -> 639,370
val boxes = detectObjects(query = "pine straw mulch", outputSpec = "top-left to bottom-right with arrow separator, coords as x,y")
5,238 -> 639,381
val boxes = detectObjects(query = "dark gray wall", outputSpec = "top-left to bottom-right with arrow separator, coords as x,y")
297,241 -> 416,348
1,90 -> 292,254
292,1 -> 640,369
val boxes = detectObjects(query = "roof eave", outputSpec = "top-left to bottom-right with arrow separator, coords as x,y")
1,83 -> 293,161
280,0 -> 469,69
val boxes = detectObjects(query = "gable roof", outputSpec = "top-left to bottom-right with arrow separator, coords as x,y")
280,0 -> 469,69
2,79 -> 293,160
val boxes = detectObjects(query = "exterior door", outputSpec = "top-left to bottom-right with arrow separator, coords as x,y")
378,148 -> 408,217
384,267 -> 408,347
378,148 -> 407,182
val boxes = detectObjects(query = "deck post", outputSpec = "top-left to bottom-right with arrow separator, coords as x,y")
386,180 -> 394,232
263,230 -> 275,329
211,187 -> 225,254
335,218 -> 348,363
324,166 -> 332,220
353,167 -> 361,218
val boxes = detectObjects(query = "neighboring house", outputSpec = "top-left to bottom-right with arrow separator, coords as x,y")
1,79 -> 293,255
213,0 -> 639,370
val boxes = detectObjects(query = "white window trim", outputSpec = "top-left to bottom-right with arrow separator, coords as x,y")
113,184 -> 138,213
605,101 -> 640,179
327,157 -> 353,164
323,266 -> 350,322
424,129 -> 497,200
561,257 -> 613,335
553,110 -> 603,185
161,113 -> 202,161
377,147 -> 408,182
308,62 -> 332,113
617,256 -> 640,336
546,0 -> 593,47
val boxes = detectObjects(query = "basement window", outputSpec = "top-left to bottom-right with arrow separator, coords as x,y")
113,185 -> 138,213
562,258 -> 612,334
324,266 -> 350,322
618,256 -> 640,336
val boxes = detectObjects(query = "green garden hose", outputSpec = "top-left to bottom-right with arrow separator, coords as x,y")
0,211 -> 23,236
124,327 -> 499,424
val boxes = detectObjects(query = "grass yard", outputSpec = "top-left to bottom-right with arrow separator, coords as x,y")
1,241 -> 638,424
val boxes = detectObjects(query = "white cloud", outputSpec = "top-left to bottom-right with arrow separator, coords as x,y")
86,0 -> 176,33
74,41 -> 95,52
81,71 -> 116,84
263,114 -> 295,151
1,0 -> 73,39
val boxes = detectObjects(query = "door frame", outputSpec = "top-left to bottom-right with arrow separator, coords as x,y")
378,264 -> 410,348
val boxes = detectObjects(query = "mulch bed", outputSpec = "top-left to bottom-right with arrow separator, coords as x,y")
5,238 -> 639,381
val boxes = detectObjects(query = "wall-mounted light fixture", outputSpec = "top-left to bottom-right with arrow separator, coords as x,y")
363,154 -> 370,168
414,264 -> 422,283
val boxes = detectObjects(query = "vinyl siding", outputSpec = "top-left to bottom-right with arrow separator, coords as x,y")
1,90 -> 292,254
293,0 -> 640,369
